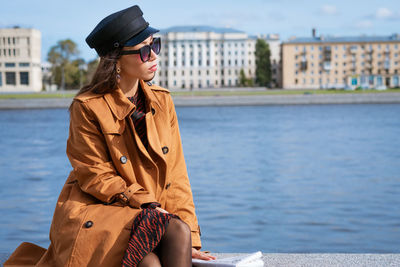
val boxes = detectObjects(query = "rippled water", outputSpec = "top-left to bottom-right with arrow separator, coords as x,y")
0,104 -> 399,253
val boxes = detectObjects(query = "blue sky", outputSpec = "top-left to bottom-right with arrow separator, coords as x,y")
1,0 -> 399,61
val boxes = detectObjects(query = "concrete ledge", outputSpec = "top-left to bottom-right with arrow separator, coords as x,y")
1,253 -> 400,266
212,253 -> 400,266
1,93 -> 400,109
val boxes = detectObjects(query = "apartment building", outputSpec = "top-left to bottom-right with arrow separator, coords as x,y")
282,32 -> 400,89
0,27 -> 42,92
153,26 -> 256,90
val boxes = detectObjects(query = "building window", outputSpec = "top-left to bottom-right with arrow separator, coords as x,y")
19,62 -> 30,67
0,72 -> 2,86
5,72 -> 16,85
20,72 -> 29,85
5,62 -> 15,67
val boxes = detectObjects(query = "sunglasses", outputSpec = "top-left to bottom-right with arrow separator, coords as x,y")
120,37 -> 161,62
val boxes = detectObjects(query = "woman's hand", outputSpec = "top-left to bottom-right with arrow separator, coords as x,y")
192,248 -> 216,260
155,207 -> 168,213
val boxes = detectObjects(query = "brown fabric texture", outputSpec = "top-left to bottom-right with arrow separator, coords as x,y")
6,80 -> 201,267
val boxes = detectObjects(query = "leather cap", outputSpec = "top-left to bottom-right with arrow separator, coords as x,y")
86,5 -> 159,56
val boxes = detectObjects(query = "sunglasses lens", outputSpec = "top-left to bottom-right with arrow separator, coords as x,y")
140,46 -> 151,62
152,38 -> 161,55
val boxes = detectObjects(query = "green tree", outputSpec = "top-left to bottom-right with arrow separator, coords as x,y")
239,69 -> 247,86
47,39 -> 80,90
255,39 -> 272,87
239,69 -> 254,87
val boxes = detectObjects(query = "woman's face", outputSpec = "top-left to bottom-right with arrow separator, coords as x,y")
118,35 -> 158,82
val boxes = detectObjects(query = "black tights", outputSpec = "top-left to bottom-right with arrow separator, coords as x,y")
138,218 -> 192,267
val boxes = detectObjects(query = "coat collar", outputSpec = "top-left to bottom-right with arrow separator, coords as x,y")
103,80 -> 163,120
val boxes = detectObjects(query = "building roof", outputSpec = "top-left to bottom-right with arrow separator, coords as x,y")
284,34 -> 400,44
160,25 -> 244,34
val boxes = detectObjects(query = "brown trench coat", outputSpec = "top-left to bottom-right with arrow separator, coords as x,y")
5,80 -> 201,267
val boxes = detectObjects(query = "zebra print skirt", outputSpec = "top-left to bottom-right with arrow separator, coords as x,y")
122,208 -> 179,267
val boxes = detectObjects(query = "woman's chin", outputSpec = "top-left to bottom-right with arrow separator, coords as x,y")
143,72 -> 156,82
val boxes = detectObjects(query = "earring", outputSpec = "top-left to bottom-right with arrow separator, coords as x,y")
116,66 -> 121,83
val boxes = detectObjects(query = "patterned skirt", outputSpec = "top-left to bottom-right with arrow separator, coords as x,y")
122,208 -> 179,267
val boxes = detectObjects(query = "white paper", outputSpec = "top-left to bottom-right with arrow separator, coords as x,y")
192,252 -> 263,267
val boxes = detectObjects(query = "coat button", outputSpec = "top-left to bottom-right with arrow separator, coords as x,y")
165,183 -> 171,189
162,146 -> 169,154
84,221 -> 93,228
151,108 -> 156,115
120,156 -> 127,164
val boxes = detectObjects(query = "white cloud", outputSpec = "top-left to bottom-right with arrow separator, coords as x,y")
375,7 -> 393,19
355,20 -> 373,29
321,5 -> 338,15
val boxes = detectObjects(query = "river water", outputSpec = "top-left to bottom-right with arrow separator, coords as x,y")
0,104 -> 399,253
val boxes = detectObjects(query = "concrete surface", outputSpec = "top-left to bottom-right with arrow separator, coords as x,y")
211,253 -> 400,266
1,93 -> 400,109
1,253 -> 400,266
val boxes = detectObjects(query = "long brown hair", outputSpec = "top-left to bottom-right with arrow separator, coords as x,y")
75,49 -> 121,97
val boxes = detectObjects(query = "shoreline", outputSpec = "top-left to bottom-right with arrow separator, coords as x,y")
1,92 -> 400,109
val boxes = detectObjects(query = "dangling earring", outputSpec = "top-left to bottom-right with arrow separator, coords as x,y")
116,66 -> 121,83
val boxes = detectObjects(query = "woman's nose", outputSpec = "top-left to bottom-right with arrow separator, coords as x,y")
149,49 -> 157,62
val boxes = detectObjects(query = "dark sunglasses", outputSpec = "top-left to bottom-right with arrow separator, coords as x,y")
120,37 -> 161,62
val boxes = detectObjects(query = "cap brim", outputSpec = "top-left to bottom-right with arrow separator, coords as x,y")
124,26 -> 159,47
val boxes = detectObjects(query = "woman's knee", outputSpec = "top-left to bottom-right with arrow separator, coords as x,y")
168,218 -> 191,237
138,252 -> 161,267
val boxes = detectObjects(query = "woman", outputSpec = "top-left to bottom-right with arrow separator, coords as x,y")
5,5 -> 215,267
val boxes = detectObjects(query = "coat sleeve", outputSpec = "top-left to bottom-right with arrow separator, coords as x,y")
167,95 -> 202,249
67,100 -> 157,206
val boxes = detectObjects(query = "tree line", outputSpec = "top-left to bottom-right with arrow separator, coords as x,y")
46,39 -> 272,90
46,39 -> 98,90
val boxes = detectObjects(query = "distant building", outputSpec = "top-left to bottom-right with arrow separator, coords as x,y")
0,27 -> 42,92
281,31 -> 400,89
259,34 -> 281,88
153,26 -> 256,90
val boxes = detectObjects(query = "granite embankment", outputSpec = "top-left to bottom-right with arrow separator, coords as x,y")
1,253 -> 400,266
1,92 -> 400,109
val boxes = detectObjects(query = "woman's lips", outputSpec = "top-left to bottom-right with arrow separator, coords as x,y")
149,64 -> 157,72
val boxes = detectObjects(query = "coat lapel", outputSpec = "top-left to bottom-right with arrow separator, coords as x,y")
103,87 -> 135,120
141,80 -> 167,165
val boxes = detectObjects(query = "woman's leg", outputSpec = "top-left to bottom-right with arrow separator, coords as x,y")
137,252 -> 161,267
158,218 -> 192,267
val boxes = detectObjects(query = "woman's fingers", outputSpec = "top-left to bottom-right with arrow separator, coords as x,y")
192,248 -> 217,260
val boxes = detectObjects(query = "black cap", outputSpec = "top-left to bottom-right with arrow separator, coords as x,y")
86,5 -> 159,56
